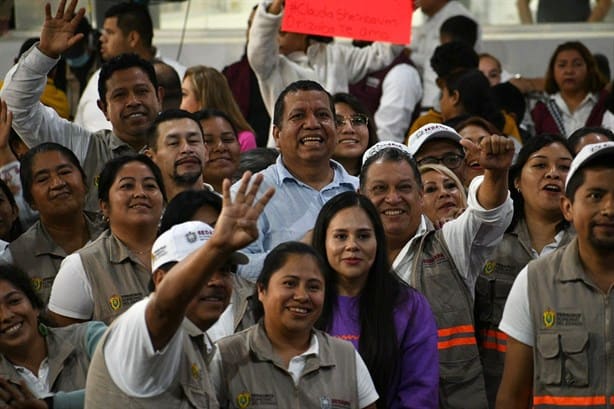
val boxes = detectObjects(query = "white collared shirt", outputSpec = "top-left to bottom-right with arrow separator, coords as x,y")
552,92 -> 598,136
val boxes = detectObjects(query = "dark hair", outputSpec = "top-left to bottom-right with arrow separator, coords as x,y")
593,53 -> 611,82
430,41 -> 479,79
153,60 -> 182,111
146,109 -> 203,152
159,189 -> 222,234
253,241 -> 328,321
544,41 -> 607,94
98,53 -> 158,105
440,69 -> 505,132
0,179 -> 22,241
440,15 -> 478,47
509,134 -> 572,231
237,148 -> 279,177
455,116 -> 500,136
566,155 -> 614,201
273,80 -> 334,128
20,142 -> 87,206
360,147 -> 422,191
567,126 -> 614,154
97,154 -> 167,203
0,263 -> 44,311
194,109 -> 239,136
492,82 -> 526,125
312,191 -> 403,408
332,92 -> 378,147
104,2 -> 153,49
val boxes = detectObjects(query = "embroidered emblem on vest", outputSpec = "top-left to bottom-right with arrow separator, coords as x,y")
109,294 -> 122,311
236,392 -> 251,408
320,396 -> 332,409
31,277 -> 42,291
484,261 -> 496,275
191,363 -> 201,380
186,231 -> 197,243
94,175 -> 100,187
543,309 -> 556,328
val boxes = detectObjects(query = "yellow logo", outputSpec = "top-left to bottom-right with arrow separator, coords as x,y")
31,278 -> 42,291
484,261 -> 496,275
191,363 -> 200,380
543,309 -> 556,328
109,295 -> 122,311
236,392 -> 251,409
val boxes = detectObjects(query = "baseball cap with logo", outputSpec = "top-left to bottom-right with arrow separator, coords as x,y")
565,141 -> 614,191
407,123 -> 462,156
362,140 -> 413,166
151,221 -> 248,272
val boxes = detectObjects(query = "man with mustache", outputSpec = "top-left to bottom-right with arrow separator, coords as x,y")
145,109 -> 208,200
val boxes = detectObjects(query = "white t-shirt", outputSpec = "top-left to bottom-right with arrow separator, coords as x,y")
209,332 -> 379,409
48,253 -> 95,319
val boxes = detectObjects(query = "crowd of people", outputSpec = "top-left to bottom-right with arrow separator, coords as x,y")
0,0 -> 611,408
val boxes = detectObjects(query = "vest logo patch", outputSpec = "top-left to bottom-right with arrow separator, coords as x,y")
190,363 -> 200,380
109,294 -> 122,311
484,261 -> 496,275
543,309 -> 556,328
422,253 -> 448,266
236,392 -> 250,408
31,277 -> 42,291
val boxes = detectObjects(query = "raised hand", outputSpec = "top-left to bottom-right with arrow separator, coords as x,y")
38,0 -> 86,59
460,134 -> 515,172
213,172 -> 275,251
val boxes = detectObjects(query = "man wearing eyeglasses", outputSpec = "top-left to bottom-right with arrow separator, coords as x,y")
408,123 -> 467,185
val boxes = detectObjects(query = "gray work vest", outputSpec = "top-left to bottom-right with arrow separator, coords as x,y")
231,275 -> 256,333
528,238 -> 614,409
81,129 -> 136,213
78,230 -> 150,324
217,323 -> 359,409
0,323 -> 94,392
9,212 -> 105,304
411,230 -> 488,409
475,219 -> 573,407
85,320 -> 219,409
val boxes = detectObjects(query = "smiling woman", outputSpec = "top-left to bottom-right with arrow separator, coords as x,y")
210,241 -> 379,409
47,155 -> 166,326
5,143 -> 105,305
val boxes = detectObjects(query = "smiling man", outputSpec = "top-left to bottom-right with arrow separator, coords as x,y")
0,0 -> 163,212
232,80 -> 358,281
145,109 -> 208,200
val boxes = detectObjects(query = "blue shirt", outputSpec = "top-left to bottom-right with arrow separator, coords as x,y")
232,156 -> 358,281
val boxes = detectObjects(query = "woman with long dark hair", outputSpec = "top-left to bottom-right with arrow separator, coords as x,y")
313,191 -> 438,409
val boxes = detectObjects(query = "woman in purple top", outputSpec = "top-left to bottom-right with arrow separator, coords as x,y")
312,191 -> 439,409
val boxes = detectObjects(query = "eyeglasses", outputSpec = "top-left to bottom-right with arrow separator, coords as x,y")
417,153 -> 465,169
335,114 -> 368,128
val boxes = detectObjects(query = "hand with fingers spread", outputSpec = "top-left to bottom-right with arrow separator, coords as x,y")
211,172 -> 275,252
0,378 -> 47,409
38,0 -> 86,59
460,134 -> 515,172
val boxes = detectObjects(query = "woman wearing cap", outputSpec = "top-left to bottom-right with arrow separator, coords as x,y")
48,155 -> 166,326
85,172 -> 275,408
474,134 -> 575,407
332,93 -> 378,176
210,241 -> 379,409
312,192 -> 438,409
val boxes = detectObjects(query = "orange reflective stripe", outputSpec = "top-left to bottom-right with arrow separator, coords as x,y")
533,395 -> 606,406
481,340 -> 506,352
438,337 -> 476,349
482,329 -> 508,341
438,325 -> 474,337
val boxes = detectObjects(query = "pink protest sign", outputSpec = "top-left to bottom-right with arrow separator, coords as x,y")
282,0 -> 413,44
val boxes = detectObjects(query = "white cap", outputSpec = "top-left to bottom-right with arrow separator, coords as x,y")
362,140 -> 413,166
407,123 -> 462,156
151,221 -> 248,272
565,141 -> 614,190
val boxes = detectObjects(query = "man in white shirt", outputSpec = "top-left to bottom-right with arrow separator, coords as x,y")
74,2 -> 185,132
